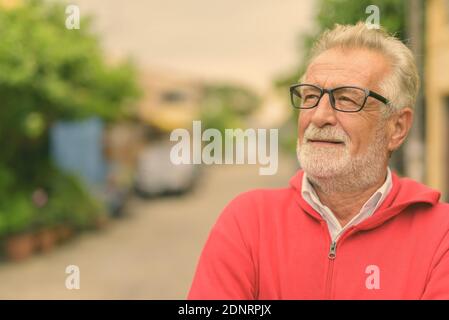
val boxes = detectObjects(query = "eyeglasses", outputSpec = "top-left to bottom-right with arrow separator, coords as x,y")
289,84 -> 390,112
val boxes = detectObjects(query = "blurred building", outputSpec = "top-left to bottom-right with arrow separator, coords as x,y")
426,0 -> 449,200
138,71 -> 203,132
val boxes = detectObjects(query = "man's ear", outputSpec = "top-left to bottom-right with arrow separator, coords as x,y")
387,107 -> 414,152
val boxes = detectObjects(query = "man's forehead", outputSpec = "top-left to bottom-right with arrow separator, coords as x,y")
304,48 -> 389,87
305,63 -> 372,86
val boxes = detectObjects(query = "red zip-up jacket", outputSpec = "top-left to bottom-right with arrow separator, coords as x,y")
188,170 -> 449,299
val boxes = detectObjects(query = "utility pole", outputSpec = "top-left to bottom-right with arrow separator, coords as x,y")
404,0 -> 425,182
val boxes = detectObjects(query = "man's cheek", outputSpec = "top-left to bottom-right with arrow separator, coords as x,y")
298,120 -> 308,138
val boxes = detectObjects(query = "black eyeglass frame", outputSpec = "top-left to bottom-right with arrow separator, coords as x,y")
289,83 -> 391,113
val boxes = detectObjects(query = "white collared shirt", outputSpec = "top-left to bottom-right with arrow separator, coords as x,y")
301,168 -> 392,242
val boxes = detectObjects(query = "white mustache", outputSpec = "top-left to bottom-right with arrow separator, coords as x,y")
303,125 -> 349,144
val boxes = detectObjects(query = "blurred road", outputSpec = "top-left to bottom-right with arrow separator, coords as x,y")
0,155 -> 297,299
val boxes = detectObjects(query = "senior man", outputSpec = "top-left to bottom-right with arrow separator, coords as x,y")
188,22 -> 449,299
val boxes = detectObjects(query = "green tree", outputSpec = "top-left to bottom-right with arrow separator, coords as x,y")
0,0 -> 140,236
0,0 -> 140,188
200,84 -> 261,133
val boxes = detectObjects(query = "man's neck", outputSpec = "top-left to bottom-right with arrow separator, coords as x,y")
309,170 -> 388,227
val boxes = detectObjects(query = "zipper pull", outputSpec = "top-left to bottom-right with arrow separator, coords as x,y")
328,241 -> 337,259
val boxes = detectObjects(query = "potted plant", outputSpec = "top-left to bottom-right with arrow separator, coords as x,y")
46,171 -> 107,238
1,194 -> 36,262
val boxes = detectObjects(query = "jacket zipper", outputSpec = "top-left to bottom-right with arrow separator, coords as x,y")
323,226 -> 357,299
325,240 -> 337,299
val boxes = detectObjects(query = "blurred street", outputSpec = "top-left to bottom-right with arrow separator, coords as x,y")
0,155 -> 298,299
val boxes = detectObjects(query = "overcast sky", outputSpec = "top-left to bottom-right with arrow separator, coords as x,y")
72,0 -> 316,92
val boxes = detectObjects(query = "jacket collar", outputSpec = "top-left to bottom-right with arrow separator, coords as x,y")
290,170 -> 441,231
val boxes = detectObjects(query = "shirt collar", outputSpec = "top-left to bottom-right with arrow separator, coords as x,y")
301,168 -> 393,222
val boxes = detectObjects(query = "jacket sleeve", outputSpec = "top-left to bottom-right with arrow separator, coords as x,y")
187,195 -> 257,300
421,229 -> 449,299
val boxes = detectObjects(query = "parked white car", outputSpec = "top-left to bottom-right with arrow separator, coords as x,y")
134,141 -> 200,196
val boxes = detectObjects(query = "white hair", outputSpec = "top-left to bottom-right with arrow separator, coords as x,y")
306,22 -> 419,113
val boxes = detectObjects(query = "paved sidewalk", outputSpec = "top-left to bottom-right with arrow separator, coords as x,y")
0,157 -> 297,299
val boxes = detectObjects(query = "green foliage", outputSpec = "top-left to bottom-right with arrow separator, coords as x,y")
42,171 -> 105,230
0,0 -> 139,236
314,0 -> 405,35
0,165 -> 105,237
200,84 -> 261,133
0,0 -> 140,188
0,0 -> 140,122
0,193 -> 35,237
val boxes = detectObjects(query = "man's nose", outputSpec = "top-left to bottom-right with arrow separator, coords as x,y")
309,93 -> 338,128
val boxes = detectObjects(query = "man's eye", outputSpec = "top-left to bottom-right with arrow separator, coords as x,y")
303,94 -> 319,101
338,95 -> 357,104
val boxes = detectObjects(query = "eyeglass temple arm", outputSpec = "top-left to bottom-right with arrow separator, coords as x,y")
368,90 -> 390,106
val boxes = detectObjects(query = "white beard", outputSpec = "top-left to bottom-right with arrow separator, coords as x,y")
297,122 -> 388,193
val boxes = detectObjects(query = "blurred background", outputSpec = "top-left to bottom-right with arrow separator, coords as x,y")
0,0 -> 447,299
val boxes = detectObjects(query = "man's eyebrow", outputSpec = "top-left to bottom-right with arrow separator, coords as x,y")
302,82 -> 367,88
